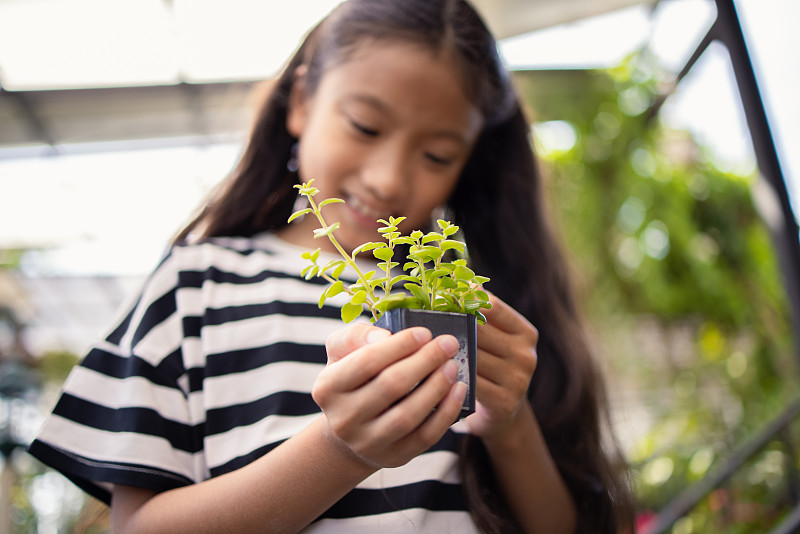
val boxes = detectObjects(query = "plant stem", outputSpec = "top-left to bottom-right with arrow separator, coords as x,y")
308,195 -> 379,320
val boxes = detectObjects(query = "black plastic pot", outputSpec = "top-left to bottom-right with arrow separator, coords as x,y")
376,308 -> 476,419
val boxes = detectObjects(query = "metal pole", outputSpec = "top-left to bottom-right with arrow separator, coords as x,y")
713,0 -> 800,353
647,397 -> 800,534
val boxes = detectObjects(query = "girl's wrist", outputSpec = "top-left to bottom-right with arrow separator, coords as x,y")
313,415 -> 381,478
479,402 -> 536,456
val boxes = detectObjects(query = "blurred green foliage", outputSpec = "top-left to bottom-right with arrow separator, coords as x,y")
514,52 -> 798,533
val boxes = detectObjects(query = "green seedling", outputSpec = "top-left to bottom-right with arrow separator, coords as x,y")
288,180 -> 492,324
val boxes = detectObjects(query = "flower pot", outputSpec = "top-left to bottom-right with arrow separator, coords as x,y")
376,308 -> 476,419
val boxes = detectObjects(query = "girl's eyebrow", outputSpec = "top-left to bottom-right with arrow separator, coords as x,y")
341,93 -> 391,115
341,94 -> 471,146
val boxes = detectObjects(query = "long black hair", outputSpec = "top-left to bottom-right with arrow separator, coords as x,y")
177,1 -> 633,531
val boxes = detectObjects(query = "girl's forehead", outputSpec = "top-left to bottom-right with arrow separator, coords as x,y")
325,38 -> 460,78
320,40 -> 468,94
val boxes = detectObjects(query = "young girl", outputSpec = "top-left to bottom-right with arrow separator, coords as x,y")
29,0 -> 632,532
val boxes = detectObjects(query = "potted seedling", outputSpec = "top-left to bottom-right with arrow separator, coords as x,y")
288,180 -> 492,418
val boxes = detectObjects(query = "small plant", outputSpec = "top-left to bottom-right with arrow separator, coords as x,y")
288,180 -> 492,324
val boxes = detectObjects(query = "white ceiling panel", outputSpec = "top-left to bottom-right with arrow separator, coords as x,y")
0,0 -> 655,91
0,0 -> 179,90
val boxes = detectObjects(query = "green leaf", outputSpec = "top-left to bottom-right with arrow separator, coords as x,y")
302,248 -> 321,262
434,293 -> 458,307
287,208 -> 312,223
454,265 -> 475,280
404,283 -> 429,304
433,293 -> 459,312
351,290 -> 367,305
464,300 -> 485,312
313,222 -> 340,238
295,180 -> 319,196
373,247 -> 394,261
318,198 -> 345,208
349,282 -> 365,293
474,290 -> 489,301
373,293 -> 417,312
322,259 -> 344,274
426,268 -> 450,281
341,302 -> 363,323
304,265 -> 320,280
440,277 -> 458,289
438,220 -> 459,234
326,280 -> 345,297
376,262 -> 399,271
392,237 -> 415,246
410,230 -> 424,240
409,245 -> 442,263
318,291 -> 328,309
352,242 -> 382,256
332,262 -> 347,279
440,240 -> 465,253
473,275 -> 491,285
389,274 -> 418,286
422,232 -> 444,244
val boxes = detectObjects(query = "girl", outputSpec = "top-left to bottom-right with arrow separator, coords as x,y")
29,0 -> 633,532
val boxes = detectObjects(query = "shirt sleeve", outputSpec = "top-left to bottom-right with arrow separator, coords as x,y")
27,248 -> 205,504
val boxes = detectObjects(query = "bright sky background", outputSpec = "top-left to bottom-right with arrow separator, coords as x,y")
0,0 -> 797,277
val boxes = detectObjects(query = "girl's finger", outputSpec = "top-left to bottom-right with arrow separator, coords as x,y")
482,293 -> 533,335
325,323 -> 392,363
348,335 -> 460,421
382,380 -> 467,463
474,351 -> 534,403
323,327 -> 433,392
474,347 -> 507,386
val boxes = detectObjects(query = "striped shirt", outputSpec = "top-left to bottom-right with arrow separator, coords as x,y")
28,233 -> 480,532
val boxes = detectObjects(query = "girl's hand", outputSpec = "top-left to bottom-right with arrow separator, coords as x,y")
312,324 -> 467,469
466,293 -> 539,439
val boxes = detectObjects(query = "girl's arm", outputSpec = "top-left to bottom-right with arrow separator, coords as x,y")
112,325 -> 466,534
468,294 -> 577,534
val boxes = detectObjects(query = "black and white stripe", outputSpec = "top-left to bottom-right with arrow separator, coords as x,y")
29,233 -> 480,531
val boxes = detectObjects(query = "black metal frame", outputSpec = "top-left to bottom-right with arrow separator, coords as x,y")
645,0 -> 800,531
713,0 -> 800,343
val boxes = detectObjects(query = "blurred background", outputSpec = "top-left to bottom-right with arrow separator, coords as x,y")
0,0 -> 798,532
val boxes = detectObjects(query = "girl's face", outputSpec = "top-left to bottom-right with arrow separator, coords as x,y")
280,41 -> 484,254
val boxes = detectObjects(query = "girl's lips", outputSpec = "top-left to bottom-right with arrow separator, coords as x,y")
346,195 -> 390,226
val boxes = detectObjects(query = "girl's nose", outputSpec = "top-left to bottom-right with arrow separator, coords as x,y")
361,146 -> 408,201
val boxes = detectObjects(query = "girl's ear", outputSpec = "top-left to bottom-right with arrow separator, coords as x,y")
286,65 -> 309,137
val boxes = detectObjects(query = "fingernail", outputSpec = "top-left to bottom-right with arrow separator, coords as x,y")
437,335 -> 458,354
367,329 -> 391,344
443,359 -> 458,383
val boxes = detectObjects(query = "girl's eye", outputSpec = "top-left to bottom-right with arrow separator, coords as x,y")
350,119 -> 379,137
425,153 -> 454,166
